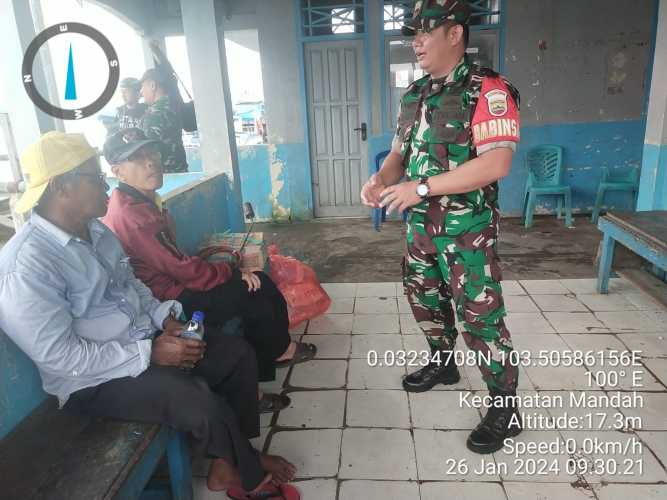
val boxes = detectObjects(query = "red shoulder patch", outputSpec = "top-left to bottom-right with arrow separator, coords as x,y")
471,76 -> 520,148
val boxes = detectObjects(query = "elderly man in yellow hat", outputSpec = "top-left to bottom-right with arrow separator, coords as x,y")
0,132 -> 297,495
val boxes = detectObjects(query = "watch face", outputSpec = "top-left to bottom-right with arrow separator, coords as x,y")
417,183 -> 428,196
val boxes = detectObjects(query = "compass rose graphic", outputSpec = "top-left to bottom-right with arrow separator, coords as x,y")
22,22 -> 119,120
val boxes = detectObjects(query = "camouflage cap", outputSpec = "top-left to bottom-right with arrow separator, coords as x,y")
402,0 -> 472,36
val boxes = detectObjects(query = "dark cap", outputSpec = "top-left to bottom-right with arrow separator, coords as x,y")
402,0 -> 472,36
139,68 -> 168,88
119,77 -> 141,91
103,128 -> 161,165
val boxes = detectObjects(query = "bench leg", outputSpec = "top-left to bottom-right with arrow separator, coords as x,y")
167,432 -> 193,500
597,233 -> 616,294
592,187 -> 604,224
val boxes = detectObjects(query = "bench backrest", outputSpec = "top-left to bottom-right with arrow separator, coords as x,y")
0,329 -> 46,439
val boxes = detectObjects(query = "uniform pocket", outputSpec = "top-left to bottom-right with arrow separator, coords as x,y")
430,106 -> 465,143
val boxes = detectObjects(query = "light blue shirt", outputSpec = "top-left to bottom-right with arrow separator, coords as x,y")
0,213 -> 182,406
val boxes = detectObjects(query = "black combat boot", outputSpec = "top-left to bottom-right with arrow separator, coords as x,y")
402,347 -> 460,392
466,389 -> 522,454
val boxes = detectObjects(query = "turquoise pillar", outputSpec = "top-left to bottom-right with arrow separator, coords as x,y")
638,0 -> 667,211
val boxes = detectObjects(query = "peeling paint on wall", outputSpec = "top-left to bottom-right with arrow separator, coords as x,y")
267,144 -> 290,220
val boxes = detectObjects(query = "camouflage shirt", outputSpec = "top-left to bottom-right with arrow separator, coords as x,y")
394,56 -> 520,210
141,96 -> 188,173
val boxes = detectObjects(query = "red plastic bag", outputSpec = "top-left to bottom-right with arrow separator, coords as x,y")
267,245 -> 331,329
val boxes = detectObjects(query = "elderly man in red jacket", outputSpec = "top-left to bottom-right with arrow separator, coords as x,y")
101,128 -> 316,413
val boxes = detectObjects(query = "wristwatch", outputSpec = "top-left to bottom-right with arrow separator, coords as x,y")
416,177 -> 430,198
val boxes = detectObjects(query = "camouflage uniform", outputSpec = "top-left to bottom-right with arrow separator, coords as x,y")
141,95 -> 188,173
397,10 -> 521,392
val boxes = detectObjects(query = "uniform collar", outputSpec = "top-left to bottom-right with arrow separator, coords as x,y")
431,55 -> 470,87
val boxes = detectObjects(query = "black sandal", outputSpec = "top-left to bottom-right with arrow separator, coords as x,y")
275,342 -> 317,368
258,393 -> 291,413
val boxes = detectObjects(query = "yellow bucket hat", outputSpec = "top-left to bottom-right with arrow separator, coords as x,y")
15,131 -> 97,214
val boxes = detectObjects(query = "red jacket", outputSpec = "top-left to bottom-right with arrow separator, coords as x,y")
102,184 -> 233,300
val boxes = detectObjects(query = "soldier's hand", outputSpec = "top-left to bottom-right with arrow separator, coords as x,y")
380,181 -> 422,215
361,174 -> 386,208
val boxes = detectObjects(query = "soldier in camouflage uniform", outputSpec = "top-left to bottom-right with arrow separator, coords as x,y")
361,0 -> 521,454
139,69 -> 188,173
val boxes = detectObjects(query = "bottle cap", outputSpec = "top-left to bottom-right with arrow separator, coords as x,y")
192,311 -> 205,323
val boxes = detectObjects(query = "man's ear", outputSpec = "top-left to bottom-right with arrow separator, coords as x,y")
448,24 -> 464,46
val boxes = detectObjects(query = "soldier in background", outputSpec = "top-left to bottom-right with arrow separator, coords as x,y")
361,0 -> 522,454
139,69 -> 188,173
114,77 -> 147,132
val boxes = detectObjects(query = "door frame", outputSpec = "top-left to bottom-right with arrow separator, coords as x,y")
294,0 -> 372,219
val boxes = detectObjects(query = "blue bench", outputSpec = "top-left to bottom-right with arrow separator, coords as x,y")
0,329 -> 193,500
597,211 -> 667,293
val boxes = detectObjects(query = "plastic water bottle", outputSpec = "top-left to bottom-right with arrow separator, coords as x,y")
182,311 -> 205,341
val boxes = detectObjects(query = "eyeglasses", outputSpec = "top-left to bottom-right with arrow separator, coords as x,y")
75,172 -> 107,184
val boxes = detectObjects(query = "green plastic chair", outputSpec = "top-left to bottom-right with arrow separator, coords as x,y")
591,167 -> 639,224
522,145 -> 573,228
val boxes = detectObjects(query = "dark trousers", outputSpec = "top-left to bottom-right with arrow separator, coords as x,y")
178,271 -> 291,382
65,333 -> 265,491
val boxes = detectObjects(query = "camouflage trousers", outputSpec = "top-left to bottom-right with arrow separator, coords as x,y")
403,201 -> 518,392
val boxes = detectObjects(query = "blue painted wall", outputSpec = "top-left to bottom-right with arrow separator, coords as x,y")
237,143 -> 311,221
502,120 -> 644,215
638,144 -> 667,211
164,173 -> 241,255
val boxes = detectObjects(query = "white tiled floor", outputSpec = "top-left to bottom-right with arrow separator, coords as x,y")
194,279 -> 667,499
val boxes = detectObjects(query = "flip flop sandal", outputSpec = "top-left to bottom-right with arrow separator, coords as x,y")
258,393 -> 291,413
275,342 -> 317,368
227,483 -> 300,500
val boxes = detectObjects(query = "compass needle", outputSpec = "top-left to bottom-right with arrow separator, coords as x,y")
64,44 -> 77,101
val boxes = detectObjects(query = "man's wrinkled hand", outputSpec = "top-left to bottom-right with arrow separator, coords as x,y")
241,270 -> 261,292
151,325 -> 206,368
379,181 -> 421,215
361,174 -> 386,208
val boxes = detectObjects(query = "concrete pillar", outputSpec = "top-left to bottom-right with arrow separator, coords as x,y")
256,0 -> 304,144
638,1 -> 667,211
179,0 -> 244,230
0,0 -> 60,154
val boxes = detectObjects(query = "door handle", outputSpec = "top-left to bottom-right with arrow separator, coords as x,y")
353,122 -> 367,141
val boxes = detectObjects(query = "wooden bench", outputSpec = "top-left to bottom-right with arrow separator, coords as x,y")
0,330 -> 193,500
597,211 -> 667,294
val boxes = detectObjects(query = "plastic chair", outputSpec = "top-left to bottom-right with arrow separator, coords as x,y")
591,167 -> 639,224
373,150 -> 408,231
522,145 -> 573,228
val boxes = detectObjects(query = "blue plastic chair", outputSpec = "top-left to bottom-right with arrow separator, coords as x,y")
373,150 -> 408,231
522,145 -> 573,228
591,167 -> 639,224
